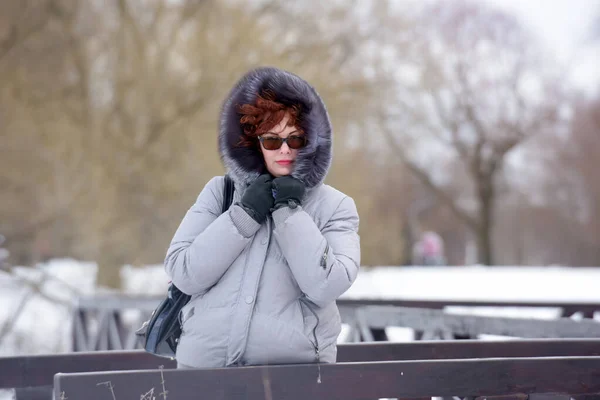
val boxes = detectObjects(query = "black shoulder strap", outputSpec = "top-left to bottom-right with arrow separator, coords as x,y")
222,174 -> 235,213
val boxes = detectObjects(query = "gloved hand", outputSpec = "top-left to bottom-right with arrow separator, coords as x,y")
239,174 -> 275,224
272,176 -> 306,209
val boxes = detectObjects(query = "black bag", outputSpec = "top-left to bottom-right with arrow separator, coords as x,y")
136,175 -> 235,359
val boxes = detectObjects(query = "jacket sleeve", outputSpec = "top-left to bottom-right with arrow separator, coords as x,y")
164,176 -> 261,295
271,195 -> 361,308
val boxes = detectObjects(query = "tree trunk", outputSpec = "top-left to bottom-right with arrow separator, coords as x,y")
476,219 -> 493,265
476,173 -> 495,265
96,254 -> 123,290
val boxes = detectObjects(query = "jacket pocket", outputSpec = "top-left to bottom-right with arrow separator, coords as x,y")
302,301 -> 342,351
180,305 -> 195,324
243,311 -> 316,365
176,308 -> 231,367
179,304 -> 195,335
299,300 -> 319,347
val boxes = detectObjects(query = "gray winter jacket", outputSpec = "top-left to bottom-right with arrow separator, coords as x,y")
164,67 -> 361,368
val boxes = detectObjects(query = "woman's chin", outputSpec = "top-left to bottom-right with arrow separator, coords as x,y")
269,166 -> 293,177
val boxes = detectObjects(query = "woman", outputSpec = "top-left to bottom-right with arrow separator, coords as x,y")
165,66 -> 361,369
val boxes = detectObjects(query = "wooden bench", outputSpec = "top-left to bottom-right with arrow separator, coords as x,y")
4,339 -> 600,400
54,356 -> 600,400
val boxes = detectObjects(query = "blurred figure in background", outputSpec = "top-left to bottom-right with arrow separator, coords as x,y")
412,231 -> 446,266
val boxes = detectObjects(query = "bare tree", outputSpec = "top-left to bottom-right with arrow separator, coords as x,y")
0,0 -> 380,286
370,0 -> 566,265
0,0 -> 90,264
542,96 -> 600,265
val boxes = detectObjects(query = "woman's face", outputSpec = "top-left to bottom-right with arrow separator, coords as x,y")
258,114 -> 305,177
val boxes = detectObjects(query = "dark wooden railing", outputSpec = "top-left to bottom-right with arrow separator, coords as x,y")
54,356 -> 600,400
71,295 -> 600,350
354,306 -> 600,341
3,339 -> 600,400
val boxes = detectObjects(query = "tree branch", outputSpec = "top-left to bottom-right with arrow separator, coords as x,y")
117,0 -> 146,56
429,89 -> 471,159
401,158 -> 479,230
0,1 -> 53,63
455,62 -> 489,142
0,263 -> 84,346
379,113 -> 479,230
0,290 -> 31,347
146,95 -> 207,146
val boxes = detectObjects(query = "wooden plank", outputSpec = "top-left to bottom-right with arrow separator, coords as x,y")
71,296 -> 600,350
76,295 -> 161,311
3,339 -> 600,389
13,386 -> 53,400
0,351 -> 176,388
71,310 -> 88,352
337,298 -> 600,312
54,357 -> 600,400
356,306 -> 600,338
75,294 -> 600,314
107,312 -> 123,350
337,338 -> 600,362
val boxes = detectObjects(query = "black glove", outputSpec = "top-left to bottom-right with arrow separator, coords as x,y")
239,174 -> 274,224
272,176 -> 306,209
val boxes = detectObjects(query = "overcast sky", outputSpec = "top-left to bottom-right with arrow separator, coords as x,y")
483,0 -> 599,92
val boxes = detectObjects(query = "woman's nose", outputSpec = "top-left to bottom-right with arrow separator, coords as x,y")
280,142 -> 291,154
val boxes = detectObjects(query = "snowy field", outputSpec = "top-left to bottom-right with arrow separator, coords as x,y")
1,259 -> 599,399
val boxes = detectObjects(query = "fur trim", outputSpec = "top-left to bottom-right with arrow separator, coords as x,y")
219,67 -> 332,189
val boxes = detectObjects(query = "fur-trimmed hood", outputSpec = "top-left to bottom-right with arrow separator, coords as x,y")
219,67 -> 333,189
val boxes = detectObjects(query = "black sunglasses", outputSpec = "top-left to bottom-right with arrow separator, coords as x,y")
258,134 -> 308,150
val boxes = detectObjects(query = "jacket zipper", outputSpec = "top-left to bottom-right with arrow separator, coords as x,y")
301,296 -> 322,384
320,244 -> 329,269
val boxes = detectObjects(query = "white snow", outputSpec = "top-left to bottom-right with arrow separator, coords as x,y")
345,265 -> 600,303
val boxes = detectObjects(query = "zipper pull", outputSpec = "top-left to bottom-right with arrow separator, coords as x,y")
315,348 -> 322,384
320,244 -> 329,268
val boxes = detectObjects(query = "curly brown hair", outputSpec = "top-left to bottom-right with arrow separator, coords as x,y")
236,90 -> 303,148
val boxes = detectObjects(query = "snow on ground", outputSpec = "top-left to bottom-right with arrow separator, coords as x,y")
0,259 -> 97,357
345,265 -> 600,303
120,264 -> 170,295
